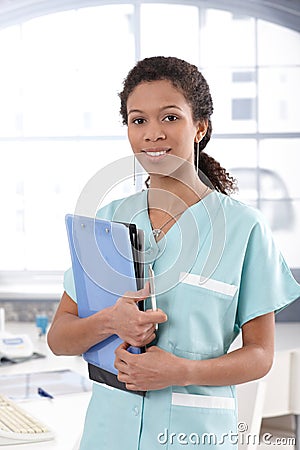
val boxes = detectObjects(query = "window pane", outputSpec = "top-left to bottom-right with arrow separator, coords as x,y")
74,139 -> 136,213
205,70 -> 257,134
0,139 -> 132,270
232,98 -> 255,121
141,4 -> 199,64
1,3 -> 299,281
0,26 -> 22,137
208,138 -> 258,205
200,10 -> 256,67
261,200 -> 300,268
259,139 -> 300,198
258,67 -> 300,133
22,11 -> 79,136
209,139 -> 257,169
0,143 -> 26,269
258,20 -> 300,66
76,5 -> 135,136
21,6 -> 135,137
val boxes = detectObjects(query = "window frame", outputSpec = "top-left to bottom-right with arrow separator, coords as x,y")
0,0 -> 299,300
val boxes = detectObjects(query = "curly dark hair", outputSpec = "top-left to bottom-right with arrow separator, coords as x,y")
119,56 -> 237,195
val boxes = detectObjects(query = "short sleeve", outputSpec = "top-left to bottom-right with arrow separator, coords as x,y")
63,267 -> 77,303
236,218 -> 300,328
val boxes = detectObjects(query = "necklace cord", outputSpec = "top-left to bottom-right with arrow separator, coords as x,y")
151,185 -> 209,238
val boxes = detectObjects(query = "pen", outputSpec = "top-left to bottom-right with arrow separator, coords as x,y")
148,265 -> 158,330
37,387 -> 54,399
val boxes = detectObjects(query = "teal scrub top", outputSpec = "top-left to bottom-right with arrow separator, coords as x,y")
64,190 -> 300,450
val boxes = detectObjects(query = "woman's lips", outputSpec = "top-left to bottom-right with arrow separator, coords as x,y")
141,148 -> 171,159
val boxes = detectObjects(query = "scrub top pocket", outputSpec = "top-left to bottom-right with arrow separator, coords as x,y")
165,391 -> 237,449
168,272 -> 237,358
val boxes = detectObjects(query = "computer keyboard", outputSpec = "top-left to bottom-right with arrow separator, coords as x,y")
0,394 -> 54,445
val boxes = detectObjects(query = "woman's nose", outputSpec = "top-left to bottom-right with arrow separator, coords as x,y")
144,122 -> 166,141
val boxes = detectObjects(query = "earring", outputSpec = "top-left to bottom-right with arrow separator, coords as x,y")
133,155 -> 136,186
196,141 -> 200,175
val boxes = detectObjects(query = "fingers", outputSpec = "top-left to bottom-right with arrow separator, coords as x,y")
114,344 -> 130,365
142,309 -> 168,325
145,345 -> 159,354
121,285 -> 167,324
114,283 -> 167,346
116,341 -> 130,353
114,342 -> 131,370
140,329 -> 156,346
126,324 -> 156,347
114,344 -> 139,389
123,282 -> 150,303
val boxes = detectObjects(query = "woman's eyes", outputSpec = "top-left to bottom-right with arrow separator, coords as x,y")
132,118 -> 145,125
163,115 -> 178,122
131,115 -> 178,125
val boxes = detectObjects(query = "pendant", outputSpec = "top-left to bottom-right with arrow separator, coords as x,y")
152,229 -> 161,238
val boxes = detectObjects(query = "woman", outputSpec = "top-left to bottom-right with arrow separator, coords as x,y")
48,56 -> 300,449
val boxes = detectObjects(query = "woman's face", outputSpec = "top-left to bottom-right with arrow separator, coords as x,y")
126,80 -> 206,174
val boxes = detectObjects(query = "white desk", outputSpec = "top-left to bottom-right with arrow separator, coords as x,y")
1,322 -> 300,450
1,322 -> 92,450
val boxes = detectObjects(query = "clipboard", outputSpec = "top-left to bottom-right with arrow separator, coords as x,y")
65,214 -> 145,395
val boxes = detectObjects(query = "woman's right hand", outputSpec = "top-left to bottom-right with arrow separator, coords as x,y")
111,282 -> 167,347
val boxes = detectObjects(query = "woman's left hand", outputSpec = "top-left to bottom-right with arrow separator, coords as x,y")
114,343 -> 184,391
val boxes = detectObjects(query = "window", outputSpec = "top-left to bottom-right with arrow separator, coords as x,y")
232,98 -> 255,121
0,1 -> 299,298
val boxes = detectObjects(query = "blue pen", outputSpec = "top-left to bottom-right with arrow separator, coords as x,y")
38,387 -> 54,399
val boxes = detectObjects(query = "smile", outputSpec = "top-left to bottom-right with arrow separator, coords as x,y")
147,150 -> 167,156
142,148 -> 171,158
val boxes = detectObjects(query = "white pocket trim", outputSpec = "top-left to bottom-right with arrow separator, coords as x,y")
179,272 -> 238,297
172,392 -> 235,410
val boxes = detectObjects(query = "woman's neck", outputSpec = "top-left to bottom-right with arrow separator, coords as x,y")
148,172 -> 209,213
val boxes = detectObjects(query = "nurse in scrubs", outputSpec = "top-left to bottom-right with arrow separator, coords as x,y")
48,56 -> 300,449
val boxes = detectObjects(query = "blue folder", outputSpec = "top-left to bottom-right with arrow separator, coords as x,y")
65,214 -> 145,395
